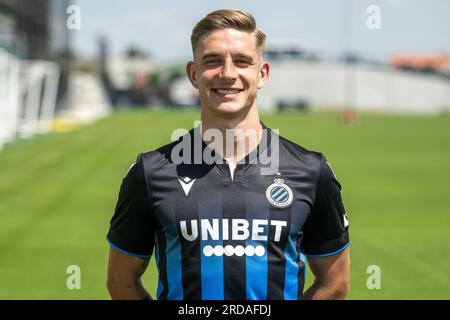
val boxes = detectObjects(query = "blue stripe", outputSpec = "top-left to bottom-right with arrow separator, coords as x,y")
304,242 -> 351,258
246,238 -> 268,300
200,242 -> 223,299
283,236 -> 299,300
284,201 -> 310,300
245,197 -> 269,300
199,201 -> 224,300
164,231 -> 184,299
106,237 -> 151,259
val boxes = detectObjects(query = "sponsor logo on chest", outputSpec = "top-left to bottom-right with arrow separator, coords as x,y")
179,218 -> 288,257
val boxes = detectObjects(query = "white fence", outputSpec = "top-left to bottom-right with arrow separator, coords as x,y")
0,49 -> 60,150
258,61 -> 450,114
61,70 -> 111,124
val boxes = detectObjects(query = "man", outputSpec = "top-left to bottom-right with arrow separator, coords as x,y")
107,9 -> 350,300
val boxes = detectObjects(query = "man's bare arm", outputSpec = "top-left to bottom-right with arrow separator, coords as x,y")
302,247 -> 350,300
107,247 -> 152,300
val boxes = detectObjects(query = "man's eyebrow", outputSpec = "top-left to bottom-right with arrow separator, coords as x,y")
200,53 -> 255,61
234,53 -> 254,61
200,53 -> 221,61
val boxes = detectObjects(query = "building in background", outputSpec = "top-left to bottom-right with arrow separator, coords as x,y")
168,45 -> 450,115
0,0 -> 110,150
0,0 -> 67,59
0,0 -> 73,109
0,0 -> 50,59
258,58 -> 450,115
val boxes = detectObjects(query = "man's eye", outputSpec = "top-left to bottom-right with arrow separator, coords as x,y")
205,59 -> 220,65
235,60 -> 251,66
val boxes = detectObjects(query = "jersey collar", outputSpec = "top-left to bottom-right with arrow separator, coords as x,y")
189,122 -> 273,167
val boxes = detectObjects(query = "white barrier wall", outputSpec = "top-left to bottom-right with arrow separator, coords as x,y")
0,49 -> 60,150
258,61 -> 450,114
0,50 -> 20,149
60,71 -> 111,124
19,61 -> 60,138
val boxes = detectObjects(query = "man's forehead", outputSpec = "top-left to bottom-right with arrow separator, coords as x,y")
195,28 -> 259,57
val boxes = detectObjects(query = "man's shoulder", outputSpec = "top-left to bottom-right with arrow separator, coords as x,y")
138,140 -> 180,169
276,132 -> 324,167
137,129 -> 194,171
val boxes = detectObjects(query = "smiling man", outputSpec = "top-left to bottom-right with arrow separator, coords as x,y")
107,9 -> 350,300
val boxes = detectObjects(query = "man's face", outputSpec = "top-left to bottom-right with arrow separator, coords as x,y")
187,28 -> 269,117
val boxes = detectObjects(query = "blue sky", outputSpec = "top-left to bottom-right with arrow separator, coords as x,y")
72,0 -> 450,63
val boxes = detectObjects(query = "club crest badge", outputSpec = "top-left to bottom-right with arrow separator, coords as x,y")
266,173 -> 294,208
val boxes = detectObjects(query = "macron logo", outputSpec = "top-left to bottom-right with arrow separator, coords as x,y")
178,177 -> 196,196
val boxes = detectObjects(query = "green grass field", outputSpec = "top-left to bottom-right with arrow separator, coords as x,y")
1,109 -> 450,299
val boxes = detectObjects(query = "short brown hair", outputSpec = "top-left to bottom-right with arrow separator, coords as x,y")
191,9 -> 266,53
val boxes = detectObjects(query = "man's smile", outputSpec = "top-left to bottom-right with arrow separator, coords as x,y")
212,87 -> 244,98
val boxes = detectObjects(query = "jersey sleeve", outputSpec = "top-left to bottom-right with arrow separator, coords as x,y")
107,154 -> 156,259
301,154 -> 350,257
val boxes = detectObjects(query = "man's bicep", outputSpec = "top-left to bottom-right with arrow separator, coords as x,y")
307,247 -> 350,282
108,246 -> 150,281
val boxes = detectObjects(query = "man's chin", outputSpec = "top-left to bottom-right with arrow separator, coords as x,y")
201,99 -> 254,118
217,103 -> 242,113
213,104 -> 248,117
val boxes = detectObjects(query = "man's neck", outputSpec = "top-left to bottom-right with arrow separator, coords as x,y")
200,104 -> 263,165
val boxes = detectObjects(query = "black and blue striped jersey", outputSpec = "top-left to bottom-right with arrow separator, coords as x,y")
107,125 -> 350,300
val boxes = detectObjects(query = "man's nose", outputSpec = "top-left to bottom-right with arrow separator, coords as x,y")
219,59 -> 237,80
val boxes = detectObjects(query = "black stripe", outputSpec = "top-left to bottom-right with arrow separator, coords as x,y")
266,205 -> 291,300
222,183 -> 247,300
176,194 -> 202,300
156,230 -> 169,300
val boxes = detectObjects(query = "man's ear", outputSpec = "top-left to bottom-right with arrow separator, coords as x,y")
186,61 -> 199,89
257,60 -> 270,89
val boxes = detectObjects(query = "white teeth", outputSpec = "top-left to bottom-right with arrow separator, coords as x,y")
215,89 -> 240,95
